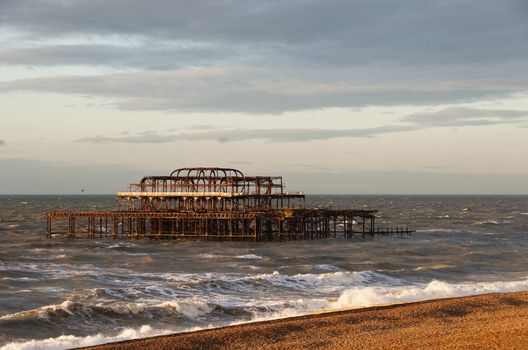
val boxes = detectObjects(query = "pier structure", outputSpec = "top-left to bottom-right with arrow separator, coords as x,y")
46,167 -> 405,241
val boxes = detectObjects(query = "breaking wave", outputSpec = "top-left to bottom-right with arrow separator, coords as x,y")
333,278 -> 528,309
415,228 -> 464,233
4,276 -> 528,350
0,325 -> 173,350
474,219 -> 510,226
2,195 -> 528,350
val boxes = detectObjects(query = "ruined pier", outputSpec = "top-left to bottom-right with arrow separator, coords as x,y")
46,167 -> 411,241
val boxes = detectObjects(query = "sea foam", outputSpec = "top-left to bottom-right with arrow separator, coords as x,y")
333,278 -> 528,309
0,325 -> 172,350
3,276 -> 528,350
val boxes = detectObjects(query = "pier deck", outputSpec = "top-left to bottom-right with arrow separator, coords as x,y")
46,167 -> 412,241
46,208 -> 384,241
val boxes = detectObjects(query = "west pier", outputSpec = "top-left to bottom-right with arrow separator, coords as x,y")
46,167 -> 412,241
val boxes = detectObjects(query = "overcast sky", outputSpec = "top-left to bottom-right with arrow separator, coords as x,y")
1,0 -> 527,194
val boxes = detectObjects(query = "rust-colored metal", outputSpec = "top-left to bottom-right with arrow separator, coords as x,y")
46,167 -> 413,241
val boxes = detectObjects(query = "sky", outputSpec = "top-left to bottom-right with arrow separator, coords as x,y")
1,0 -> 527,194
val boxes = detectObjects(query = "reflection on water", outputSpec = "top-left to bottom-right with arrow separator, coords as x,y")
0,195 -> 527,349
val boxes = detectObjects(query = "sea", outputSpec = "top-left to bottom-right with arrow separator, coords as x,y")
0,195 -> 527,349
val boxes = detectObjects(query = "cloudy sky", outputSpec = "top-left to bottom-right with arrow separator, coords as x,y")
1,0 -> 527,194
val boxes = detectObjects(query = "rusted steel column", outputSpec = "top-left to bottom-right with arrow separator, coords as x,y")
69,217 -> 76,238
361,217 -> 367,238
46,216 -> 51,238
112,217 -> 118,239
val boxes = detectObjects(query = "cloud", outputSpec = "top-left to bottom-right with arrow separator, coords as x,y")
0,44 -> 235,69
186,125 -> 218,131
75,125 -> 416,144
0,1 -> 527,113
0,69 -> 523,114
72,107 -> 528,144
403,108 -> 528,127
2,1 -> 527,67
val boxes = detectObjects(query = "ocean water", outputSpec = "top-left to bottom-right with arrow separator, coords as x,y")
0,195 -> 527,349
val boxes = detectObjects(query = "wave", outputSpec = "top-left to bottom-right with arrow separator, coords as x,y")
155,269 -> 393,294
157,299 -> 214,319
314,264 -> 343,272
333,278 -> 528,309
413,264 -> 452,271
0,300 -> 150,322
416,228 -> 505,235
1,291 -> 229,325
1,277 -> 38,282
0,325 -> 174,350
247,270 -> 396,291
474,220 -> 510,226
0,270 -> 395,324
199,253 -> 264,260
235,254 -> 263,260
199,253 -> 221,259
4,272 -> 528,350
415,228 -> 463,233
5,276 -> 528,350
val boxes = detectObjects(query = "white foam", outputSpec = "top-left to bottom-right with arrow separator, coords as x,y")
159,299 -> 214,319
106,243 -> 135,249
315,264 -> 343,272
251,297 -> 331,321
157,270 -> 388,295
199,253 -> 222,259
234,254 -> 263,260
198,253 -> 263,260
333,278 -> 528,309
413,264 -> 452,271
0,301 -> 71,321
475,220 -> 509,226
96,302 -> 147,315
0,300 -> 149,321
4,276 -> 528,350
416,228 -> 463,233
0,325 -> 173,350
251,270 -> 391,290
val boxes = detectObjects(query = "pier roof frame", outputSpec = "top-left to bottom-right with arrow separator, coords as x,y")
170,167 -> 244,178
136,167 -> 286,197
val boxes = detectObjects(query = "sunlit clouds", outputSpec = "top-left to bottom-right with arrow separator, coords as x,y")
0,0 -> 527,193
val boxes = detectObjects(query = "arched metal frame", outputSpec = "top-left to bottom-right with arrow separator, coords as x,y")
126,167 -> 304,211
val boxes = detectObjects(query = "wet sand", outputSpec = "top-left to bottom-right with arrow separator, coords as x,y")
80,291 -> 528,350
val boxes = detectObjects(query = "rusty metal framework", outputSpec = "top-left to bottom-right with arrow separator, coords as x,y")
120,167 -> 304,211
46,167 -> 412,241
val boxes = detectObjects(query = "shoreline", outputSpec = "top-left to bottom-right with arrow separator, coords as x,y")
78,291 -> 528,350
